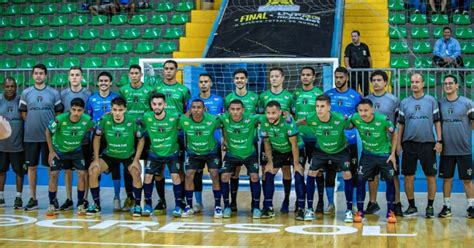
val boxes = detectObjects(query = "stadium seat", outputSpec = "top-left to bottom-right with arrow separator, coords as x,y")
411,27 -> 429,39
412,41 -> 432,54
410,13 -> 427,25
51,74 -> 68,87
29,43 -> 48,55
80,28 -> 99,40
461,42 -> 474,54
62,57 -> 81,68
40,4 -> 57,14
163,28 -> 184,39
0,58 -> 17,68
5,5 -> 20,15
135,42 -> 154,54
84,57 -> 102,68
60,29 -> 79,40
398,73 -> 411,87
1,30 -> 19,41
8,43 -> 27,55
433,27 -> 443,38
176,1 -> 194,12
431,14 -> 449,25
0,0 -> 8,3
39,29 -> 58,40
390,57 -> 409,68
70,42 -> 90,54
12,17 -> 29,27
19,29 -> 39,41
43,58 -> 59,68
170,13 -> 189,24
455,27 -> 474,39
12,0 -> 27,3
150,14 -> 168,25
414,57 -> 433,68
157,42 -> 177,54
101,28 -> 119,40
421,73 -> 436,87
129,14 -> 148,25
20,58 -> 38,68
51,15 -> 68,26
0,17 -> 10,28
453,14 -> 471,25
117,74 -> 129,87
143,28 -> 161,39
156,1 -> 174,12
50,42 -> 69,55
105,57 -> 125,68
71,15 -> 88,26
121,28 -> 141,39
31,16 -> 49,27
389,26 -> 407,39
31,0 -> 45,2
128,57 -> 140,66
22,4 -> 39,15
389,41 -> 408,53
388,0 -> 404,10
110,15 -> 127,25
90,15 -> 107,26
113,42 -> 133,54
388,13 -> 406,24
0,43 -> 6,54
59,3 -> 77,14
465,58 -> 474,68
91,42 -> 111,54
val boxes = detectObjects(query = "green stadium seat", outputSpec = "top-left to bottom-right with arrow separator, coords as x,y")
150,13 -> 168,25
39,29 -> 58,40
12,17 -> 29,27
170,13 -> 189,24
156,1 -> 174,12
80,28 -> 99,40
105,57 -> 125,68
113,41 -> 132,54
128,57 -> 140,66
0,17 -> 10,28
461,42 -> 474,54
84,57 -> 102,68
390,57 -> 409,68
117,74 -> 129,87
143,28 -> 161,39
70,42 -> 90,54
90,15 -> 107,26
129,14 -> 148,25
59,3 -> 77,14
29,42 -> 48,55
176,1 -> 194,12
0,43 -> 6,54
411,27 -> 429,39
22,4 -> 39,15
31,0 -> 45,2
62,57 -> 80,68
157,42 -> 177,54
20,58 -> 38,68
388,0 -> 404,10
433,27 -> 443,38
51,74 -> 68,87
91,42 -> 111,54
412,41 -> 432,54
71,15 -> 88,26
453,14 -> 471,25
390,41 -> 408,53
135,42 -> 154,54
101,28 -> 119,40
465,74 -> 472,88
465,58 -> 474,68
455,27 -> 474,39
60,29 -> 79,40
51,15 -> 68,26
110,14 -> 127,25
0,58 -> 17,68
388,13 -> 406,24
410,13 -> 427,24
1,30 -> 19,41
12,0 -> 27,3
414,57 -> 433,68
19,29 -> 39,41
43,58 -> 59,68
50,42 -> 69,55
431,14 -> 449,25
0,0 -> 7,3
421,73 -> 436,87
121,28 -> 140,39
163,28 -> 184,39
389,26 -> 407,39
5,5 -> 20,15
31,16 -> 49,27
8,43 -> 27,55
398,73 -> 411,87
40,4 -> 57,14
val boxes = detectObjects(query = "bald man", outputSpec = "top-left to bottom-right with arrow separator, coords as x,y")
0,117 -> 11,140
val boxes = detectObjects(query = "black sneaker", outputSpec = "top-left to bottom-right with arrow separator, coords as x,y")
438,205 -> 452,218
466,206 -> 474,219
24,198 -> 38,211
315,202 -> 324,215
280,200 -> 289,214
59,199 -> 74,211
230,201 -> 238,212
14,197 -> 23,209
0,198 -> 5,207
425,206 -> 435,219
154,200 -> 167,215
261,207 -> 275,219
365,202 -> 380,214
403,206 -> 418,217
394,202 -> 404,217
295,208 -> 305,221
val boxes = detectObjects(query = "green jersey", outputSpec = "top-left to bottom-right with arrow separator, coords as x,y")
179,113 -> 219,155
294,87 -> 323,141
306,112 -> 349,154
225,91 -> 259,114
96,113 -> 142,159
259,115 -> 303,153
259,89 -> 293,113
218,113 -> 259,159
141,111 -> 180,157
155,81 -> 190,113
351,113 -> 394,155
119,84 -> 154,119
48,113 -> 94,153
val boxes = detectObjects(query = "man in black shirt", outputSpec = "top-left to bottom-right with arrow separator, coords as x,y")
344,30 -> 372,96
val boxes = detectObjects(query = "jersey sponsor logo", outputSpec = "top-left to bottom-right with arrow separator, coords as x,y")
334,120 -> 340,125
62,122 -> 67,126
127,122 -> 132,127
184,121 -> 189,126
467,168 -> 472,176
375,122 -> 381,126
82,121 -> 88,126
170,117 -> 176,121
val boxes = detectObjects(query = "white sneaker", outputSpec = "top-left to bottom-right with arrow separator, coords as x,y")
324,204 -> 335,215
113,198 -> 121,211
214,206 -> 223,218
182,206 -> 194,218
344,209 -> 354,223
304,208 -> 316,221
193,203 -> 203,213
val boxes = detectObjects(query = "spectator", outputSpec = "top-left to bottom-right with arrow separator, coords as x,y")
89,0 -> 117,16
116,0 -> 136,20
411,0 -> 427,13
433,27 -> 464,68
429,0 -> 447,13
344,30 -> 372,96
451,0 -> 472,14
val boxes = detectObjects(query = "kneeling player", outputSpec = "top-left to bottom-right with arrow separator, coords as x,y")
351,99 -> 397,223
45,98 -> 94,216
87,97 -> 145,217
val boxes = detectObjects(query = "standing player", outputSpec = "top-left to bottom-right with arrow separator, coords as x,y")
19,64 -> 63,211
0,77 -> 25,209
398,73 -> 442,218
351,99 -> 398,223
219,99 -> 262,218
119,64 -> 154,212
324,66 -> 362,215
87,97 -> 145,216
45,98 -> 94,216
437,75 -> 474,218
260,101 -> 305,219
365,70 -> 403,216
59,66 -> 92,211
259,67 -> 294,213
293,67 -> 324,214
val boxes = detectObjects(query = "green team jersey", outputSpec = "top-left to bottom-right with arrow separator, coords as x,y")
218,113 -> 259,159
179,113 -> 219,155
155,81 -> 190,113
293,87 -> 323,141
48,113 -> 94,153
305,112 -> 350,154
225,91 -> 259,114
119,84 -> 154,119
259,89 -> 293,113
96,113 -> 142,159
351,113 -> 394,155
141,111 -> 180,157
259,115 -> 303,153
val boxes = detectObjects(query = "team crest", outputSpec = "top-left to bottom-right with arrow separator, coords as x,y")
115,131 -> 121,137
195,130 -> 202,136
170,117 -> 175,121
183,121 -> 189,126
102,104 -> 107,110
375,103 -> 380,109
159,127 -> 164,132
448,108 -> 454,114
71,130 -> 77,136
415,105 -> 421,111
334,120 -> 340,125
324,130 -> 330,136
467,168 -> 472,176
337,100 -> 343,106
303,98 -> 308,104
365,130 -> 371,137
37,96 -> 43,102
62,122 -> 67,126
7,106 -> 13,112
133,96 -> 139,103
234,128 -> 241,134
82,121 -> 87,126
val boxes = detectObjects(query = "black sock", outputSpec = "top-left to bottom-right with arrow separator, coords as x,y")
428,199 -> 434,207
155,179 -> 166,203
408,199 -> 415,208
230,177 -> 239,203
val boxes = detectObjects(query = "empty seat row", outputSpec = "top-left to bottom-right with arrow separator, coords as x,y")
389,26 -> 474,39
389,13 -> 471,25
390,57 -> 474,68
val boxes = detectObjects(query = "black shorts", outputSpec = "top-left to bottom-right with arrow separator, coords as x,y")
401,141 -> 437,176
101,153 -> 133,180
24,142 -> 49,167
146,153 -> 180,175
358,153 -> 396,181
0,151 -> 26,175
368,154 -> 400,181
221,154 -> 259,175
303,140 -> 316,166
439,155 -> 473,180
272,148 -> 305,169
52,149 -> 86,171
185,152 -> 221,171
81,143 -> 92,169
310,147 -> 351,172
